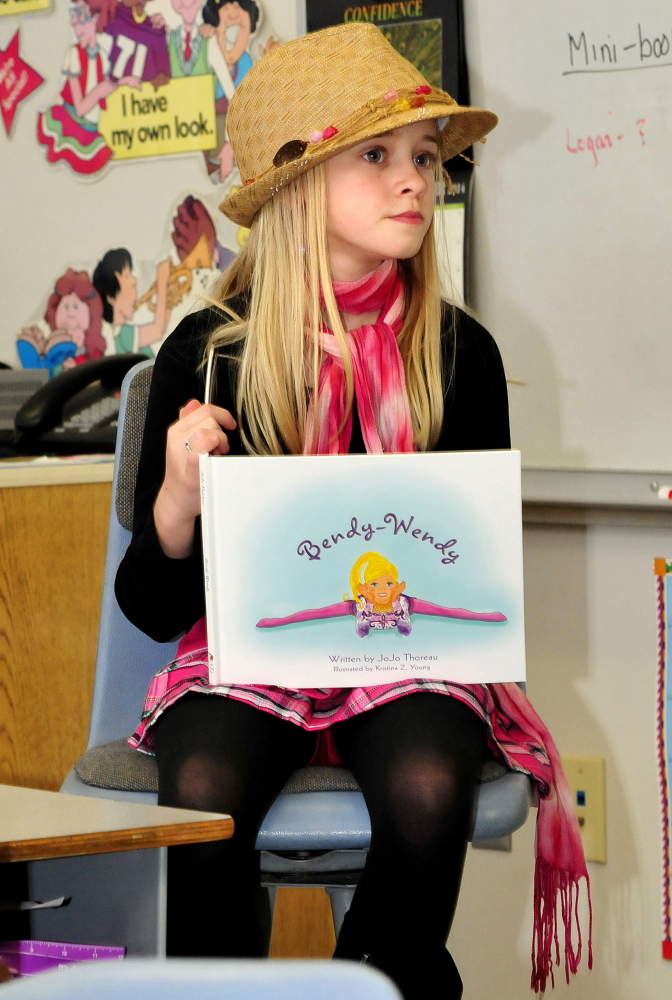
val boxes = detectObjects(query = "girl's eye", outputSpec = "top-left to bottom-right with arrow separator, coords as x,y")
414,152 -> 435,168
363,148 -> 385,163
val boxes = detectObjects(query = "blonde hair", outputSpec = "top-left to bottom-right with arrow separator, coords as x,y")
350,551 -> 398,606
207,161 -> 450,455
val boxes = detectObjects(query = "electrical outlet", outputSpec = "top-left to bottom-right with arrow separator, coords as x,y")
560,754 -> 607,864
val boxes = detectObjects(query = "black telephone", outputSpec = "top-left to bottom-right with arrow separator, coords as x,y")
14,353 -> 149,454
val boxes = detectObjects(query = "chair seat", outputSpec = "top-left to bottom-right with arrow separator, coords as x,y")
75,737 -> 511,795
258,791 -> 371,851
68,738 -> 532,847
74,739 -> 363,795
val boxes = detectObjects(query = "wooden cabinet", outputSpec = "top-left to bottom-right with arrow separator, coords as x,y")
0,465 -> 112,792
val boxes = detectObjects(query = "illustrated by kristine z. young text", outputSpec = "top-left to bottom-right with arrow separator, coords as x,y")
257,549 -> 506,637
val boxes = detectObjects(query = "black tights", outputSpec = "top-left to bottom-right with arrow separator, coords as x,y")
153,692 -> 486,999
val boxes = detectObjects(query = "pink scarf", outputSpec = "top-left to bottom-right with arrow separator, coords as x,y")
306,259 -> 592,993
304,258 -> 415,454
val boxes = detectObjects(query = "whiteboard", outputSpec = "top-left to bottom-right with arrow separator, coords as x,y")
464,1 -> 672,473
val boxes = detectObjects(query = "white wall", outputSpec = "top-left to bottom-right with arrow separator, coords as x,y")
450,517 -> 672,998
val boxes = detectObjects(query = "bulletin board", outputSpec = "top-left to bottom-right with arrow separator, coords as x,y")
0,0 -> 302,375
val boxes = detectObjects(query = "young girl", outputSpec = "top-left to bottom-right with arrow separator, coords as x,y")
116,23 -> 590,999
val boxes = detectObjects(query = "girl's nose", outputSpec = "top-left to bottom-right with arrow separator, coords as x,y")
397,160 -> 428,197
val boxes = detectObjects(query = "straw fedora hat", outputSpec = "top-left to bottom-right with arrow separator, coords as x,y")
219,22 -> 497,228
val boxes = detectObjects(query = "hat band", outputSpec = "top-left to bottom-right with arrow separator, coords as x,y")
240,84 -> 456,188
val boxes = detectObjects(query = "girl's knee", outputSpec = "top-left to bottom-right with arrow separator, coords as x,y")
171,751 -> 244,814
384,754 -> 475,848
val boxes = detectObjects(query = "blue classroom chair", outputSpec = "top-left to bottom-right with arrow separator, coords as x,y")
30,360 -> 532,955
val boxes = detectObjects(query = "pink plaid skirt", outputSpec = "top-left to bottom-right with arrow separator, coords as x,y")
128,617 -> 550,783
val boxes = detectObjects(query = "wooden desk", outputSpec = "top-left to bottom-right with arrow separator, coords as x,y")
0,783 -> 233,864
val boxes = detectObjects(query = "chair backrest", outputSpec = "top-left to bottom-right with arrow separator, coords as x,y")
0,960 -> 402,1000
88,360 -> 179,749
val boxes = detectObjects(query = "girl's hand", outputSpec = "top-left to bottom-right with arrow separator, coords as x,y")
154,399 -> 237,558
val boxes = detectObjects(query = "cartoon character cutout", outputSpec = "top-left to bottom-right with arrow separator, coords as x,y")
204,0 -> 257,88
167,0 -> 210,79
104,0 -> 171,90
165,194 -> 237,330
92,248 -> 171,357
171,194 -> 235,273
256,551 -> 507,637
201,0 -> 269,182
17,269 -> 105,377
37,0 -> 139,175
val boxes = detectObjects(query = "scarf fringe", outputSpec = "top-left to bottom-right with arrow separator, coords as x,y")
532,856 -> 593,993
488,683 -> 593,992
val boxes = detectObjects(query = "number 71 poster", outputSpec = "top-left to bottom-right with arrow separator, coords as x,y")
199,450 -> 526,688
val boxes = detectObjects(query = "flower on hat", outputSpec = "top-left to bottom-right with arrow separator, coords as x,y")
308,125 -> 339,144
390,97 -> 411,112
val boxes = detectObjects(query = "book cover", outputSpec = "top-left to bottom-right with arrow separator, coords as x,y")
199,450 -> 525,688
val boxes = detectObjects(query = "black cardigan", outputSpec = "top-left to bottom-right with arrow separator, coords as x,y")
115,305 -> 511,642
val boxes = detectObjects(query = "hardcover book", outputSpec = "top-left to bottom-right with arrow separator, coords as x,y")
199,450 -> 525,688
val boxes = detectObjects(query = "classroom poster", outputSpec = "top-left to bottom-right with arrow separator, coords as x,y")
97,74 -> 216,160
306,0 -> 468,102
0,28 -> 43,135
655,558 -> 672,960
200,450 -> 525,687
36,0 -> 278,179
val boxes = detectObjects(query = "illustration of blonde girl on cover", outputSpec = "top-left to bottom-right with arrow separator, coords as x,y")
257,551 -> 506,636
